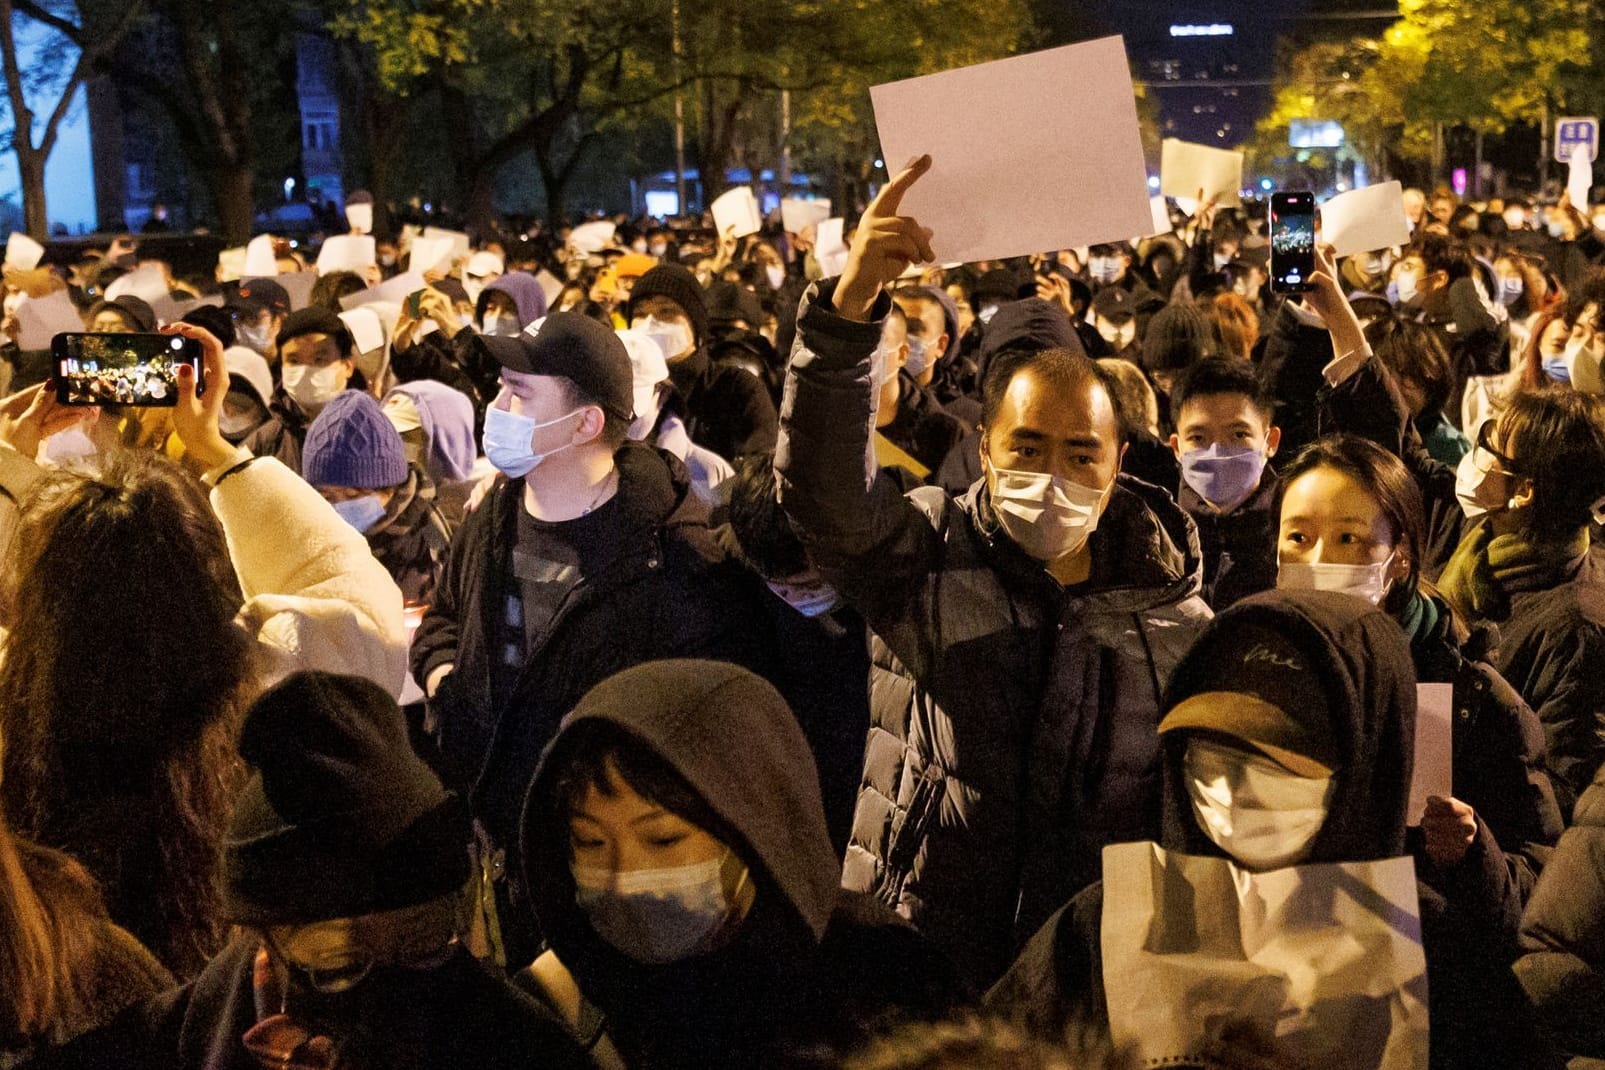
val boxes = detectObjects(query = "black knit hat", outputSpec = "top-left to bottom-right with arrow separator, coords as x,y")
628,263 -> 709,345
1141,301 -> 1213,374
276,307 -> 354,357
87,295 -> 157,333
474,311 -> 635,422
220,672 -> 470,926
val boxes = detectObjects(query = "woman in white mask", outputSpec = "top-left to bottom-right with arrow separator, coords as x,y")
990,589 -> 1553,1070
1277,434 -> 1561,941
518,661 -> 966,1069
241,308 -> 362,473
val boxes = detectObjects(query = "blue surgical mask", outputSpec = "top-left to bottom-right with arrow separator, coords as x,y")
573,851 -> 749,964
765,579 -> 842,618
1180,443 -> 1267,509
332,495 -> 388,534
1498,277 -> 1523,307
482,314 -> 522,337
481,405 -> 580,479
904,336 -> 930,379
1544,354 -> 1573,384
1385,280 -> 1401,306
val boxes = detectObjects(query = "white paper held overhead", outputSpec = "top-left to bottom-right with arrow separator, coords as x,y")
345,203 -> 374,234
5,232 -> 44,270
568,221 -> 617,256
317,236 -> 377,275
815,218 -> 849,278
1160,138 -> 1244,207
422,226 -> 471,261
781,198 -> 832,235
340,271 -> 428,312
1321,181 -> 1412,258
408,236 -> 455,276
243,234 -> 278,278
15,290 -> 84,351
339,307 -> 387,354
711,186 -> 762,239
870,37 -> 1150,264
1569,144 -> 1594,210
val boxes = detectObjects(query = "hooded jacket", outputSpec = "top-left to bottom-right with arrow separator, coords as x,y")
363,465 -> 454,607
777,280 -> 1212,988
409,445 -> 771,961
666,346 -> 779,464
517,661 -> 968,1070
987,591 -> 1558,1070
477,271 -> 549,329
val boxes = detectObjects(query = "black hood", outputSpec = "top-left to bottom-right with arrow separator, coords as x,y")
1157,590 -> 1417,863
519,659 -> 840,977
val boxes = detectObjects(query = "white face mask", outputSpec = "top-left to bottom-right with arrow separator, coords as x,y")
1185,736 -> 1332,872
986,462 -> 1108,564
482,314 -> 522,338
573,851 -> 749,964
280,362 -> 346,411
1394,269 -> 1420,306
632,316 -> 694,362
649,242 -> 668,258
464,280 -> 485,305
765,579 -> 842,618
238,321 -> 274,355
1095,316 -> 1136,350
481,405 -> 581,479
1454,445 -> 1513,521
629,381 -> 666,441
1089,256 -> 1122,284
332,495 -> 388,534
1277,554 -> 1395,607
765,264 -> 786,291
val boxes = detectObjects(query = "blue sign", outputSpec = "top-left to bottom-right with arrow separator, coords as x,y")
1555,117 -> 1599,164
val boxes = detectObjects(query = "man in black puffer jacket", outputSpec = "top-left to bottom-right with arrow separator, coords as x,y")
776,158 -> 1211,989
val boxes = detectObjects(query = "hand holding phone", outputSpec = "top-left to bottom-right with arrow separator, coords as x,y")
54,332 -> 204,407
1270,191 -> 1317,294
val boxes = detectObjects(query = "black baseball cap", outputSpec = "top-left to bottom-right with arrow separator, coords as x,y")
475,312 -> 634,421
228,278 -> 291,318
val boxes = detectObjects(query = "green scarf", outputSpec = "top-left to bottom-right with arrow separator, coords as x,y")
1438,522 -> 1588,624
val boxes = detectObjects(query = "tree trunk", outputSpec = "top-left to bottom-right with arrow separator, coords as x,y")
16,149 -> 46,239
212,163 -> 255,243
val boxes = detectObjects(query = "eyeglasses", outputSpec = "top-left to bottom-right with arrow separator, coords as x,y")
1475,421 -> 1521,475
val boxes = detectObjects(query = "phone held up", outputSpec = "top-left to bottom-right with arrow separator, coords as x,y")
53,332 -> 205,407
1270,191 -> 1317,295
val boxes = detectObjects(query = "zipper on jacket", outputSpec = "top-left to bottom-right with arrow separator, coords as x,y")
879,764 -> 946,908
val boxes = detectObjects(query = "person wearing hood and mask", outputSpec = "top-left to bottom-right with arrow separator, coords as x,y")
410,313 -> 768,967
777,156 -> 1211,989
464,249 -> 505,306
242,308 -> 365,474
988,590 -> 1558,1070
628,263 -> 778,465
382,379 -> 480,526
517,660 -> 968,1069
1168,357 -> 1282,610
35,672 -> 588,1070
870,303 -> 967,481
1276,434 -> 1561,952
178,306 -> 272,448
893,285 -> 978,423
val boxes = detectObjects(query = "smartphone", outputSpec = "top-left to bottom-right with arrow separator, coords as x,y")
406,289 -> 424,319
1270,191 -> 1317,294
54,332 -> 204,407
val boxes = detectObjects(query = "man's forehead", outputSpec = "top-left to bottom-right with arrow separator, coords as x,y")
1001,366 -> 1114,426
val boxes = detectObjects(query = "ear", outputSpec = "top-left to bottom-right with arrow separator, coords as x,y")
936,332 -> 950,355
1509,477 -> 1535,511
573,405 -> 607,445
1168,432 -> 1182,459
894,341 -> 909,370
1265,425 -> 1282,458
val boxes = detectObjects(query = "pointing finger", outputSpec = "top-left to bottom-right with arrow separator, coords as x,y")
871,154 -> 932,219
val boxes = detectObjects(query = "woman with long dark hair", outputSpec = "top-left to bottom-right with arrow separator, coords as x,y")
0,323 -> 409,978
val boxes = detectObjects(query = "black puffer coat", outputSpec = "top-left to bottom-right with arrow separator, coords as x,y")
777,280 -> 1212,988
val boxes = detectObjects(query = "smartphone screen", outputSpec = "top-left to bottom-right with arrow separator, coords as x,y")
1270,191 -> 1317,293
53,333 -> 204,407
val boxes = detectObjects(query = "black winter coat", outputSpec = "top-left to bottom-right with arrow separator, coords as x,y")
777,280 -> 1212,989
364,466 -> 454,607
1177,465 -> 1280,611
667,347 -> 779,463
1517,764 -> 1605,1060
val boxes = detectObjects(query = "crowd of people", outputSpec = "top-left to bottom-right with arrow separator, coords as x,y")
0,149 -> 1604,1069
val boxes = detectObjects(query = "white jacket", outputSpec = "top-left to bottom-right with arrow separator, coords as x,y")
211,456 -> 408,698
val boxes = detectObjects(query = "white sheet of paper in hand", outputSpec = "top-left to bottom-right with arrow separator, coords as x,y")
568,221 -> 616,255
815,218 -> 849,278
243,234 -> 278,278
5,232 -> 44,270
339,307 -> 386,354
15,290 -> 84,350
535,269 -> 565,307
317,235 -> 377,275
1409,683 -> 1455,825
1149,196 -> 1172,237
105,264 -> 170,305
345,203 -> 373,234
1570,144 -> 1593,211
781,198 -> 832,235
1101,842 -> 1429,1070
711,186 -> 762,239
1322,181 -> 1412,258
340,270 -> 427,312
217,247 -> 247,282
422,226 -> 471,261
1161,138 -> 1244,207
408,236 -> 455,275
871,37 -> 1150,264
268,272 -> 317,312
